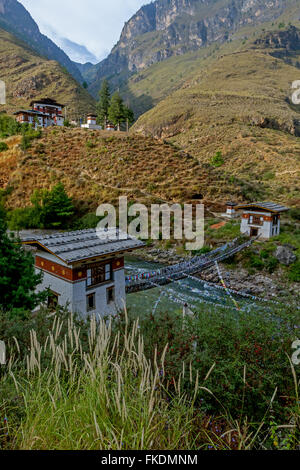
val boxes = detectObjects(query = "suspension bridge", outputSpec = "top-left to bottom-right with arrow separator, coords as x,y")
126,236 -> 256,294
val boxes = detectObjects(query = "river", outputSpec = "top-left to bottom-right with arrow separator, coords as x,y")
16,229 -> 266,315
125,256 -> 263,315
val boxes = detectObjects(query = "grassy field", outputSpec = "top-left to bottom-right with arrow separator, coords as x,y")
0,305 -> 299,450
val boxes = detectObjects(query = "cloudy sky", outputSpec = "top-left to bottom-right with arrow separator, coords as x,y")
19,0 -> 148,63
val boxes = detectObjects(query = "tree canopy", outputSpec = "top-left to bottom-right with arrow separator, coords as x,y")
0,210 -> 47,316
31,182 -> 74,229
96,79 -> 111,126
96,81 -> 134,130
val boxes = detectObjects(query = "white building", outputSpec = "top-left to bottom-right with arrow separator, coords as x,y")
14,98 -> 65,128
81,113 -> 102,130
222,202 -> 237,219
237,202 -> 289,239
22,229 -> 144,317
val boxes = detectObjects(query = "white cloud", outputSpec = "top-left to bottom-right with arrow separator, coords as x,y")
19,0 -> 148,63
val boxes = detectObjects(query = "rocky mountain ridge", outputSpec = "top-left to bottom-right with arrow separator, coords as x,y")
85,0 -> 296,96
0,0 -> 83,82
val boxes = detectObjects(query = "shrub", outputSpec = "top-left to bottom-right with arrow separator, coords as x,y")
86,140 -> 95,149
0,114 -> 21,138
211,151 -> 224,167
20,135 -> 32,150
288,261 -> 300,282
31,182 -> 74,228
7,207 -> 42,230
73,212 -> 101,229
0,141 -> 8,152
290,208 -> 300,221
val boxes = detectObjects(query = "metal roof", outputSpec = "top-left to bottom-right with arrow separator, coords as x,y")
30,98 -> 65,108
236,202 -> 289,213
22,228 -> 145,264
14,110 -> 48,116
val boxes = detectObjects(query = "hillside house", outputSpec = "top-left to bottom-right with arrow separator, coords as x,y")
237,202 -> 289,239
81,113 -> 102,130
22,229 -> 144,317
14,98 -> 65,128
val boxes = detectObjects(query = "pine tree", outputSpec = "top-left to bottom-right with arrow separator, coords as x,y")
0,210 -> 47,316
123,106 -> 135,131
108,92 -> 125,131
96,79 -> 110,127
31,183 -> 74,228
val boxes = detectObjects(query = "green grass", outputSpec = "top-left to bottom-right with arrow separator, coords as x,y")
0,303 -> 299,450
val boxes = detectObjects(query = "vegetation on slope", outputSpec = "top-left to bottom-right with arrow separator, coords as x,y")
133,33 -> 300,206
0,0 -> 82,82
0,29 -> 95,118
86,0 -> 299,100
0,126 -> 215,211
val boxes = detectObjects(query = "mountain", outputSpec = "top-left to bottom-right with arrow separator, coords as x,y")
132,26 -> 300,206
0,0 -> 83,82
39,24 -> 98,64
0,28 -> 95,117
86,0 -> 298,98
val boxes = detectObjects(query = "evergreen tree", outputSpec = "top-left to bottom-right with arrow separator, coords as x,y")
123,105 -> 135,131
96,79 -> 110,127
0,210 -> 47,316
108,92 -> 126,131
31,183 -> 74,228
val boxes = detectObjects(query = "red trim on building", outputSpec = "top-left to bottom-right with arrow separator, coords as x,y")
35,255 -> 124,281
112,257 -> 124,270
35,256 -> 87,281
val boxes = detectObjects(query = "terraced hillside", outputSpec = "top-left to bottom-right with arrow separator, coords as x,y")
0,29 -> 95,117
0,128 -> 217,211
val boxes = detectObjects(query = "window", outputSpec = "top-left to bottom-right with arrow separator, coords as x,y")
87,263 -> 112,287
107,287 -> 115,304
248,215 -> 263,226
87,293 -> 96,311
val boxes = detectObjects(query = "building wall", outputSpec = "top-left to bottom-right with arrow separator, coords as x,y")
240,210 -> 278,239
34,250 -> 126,317
81,123 -> 102,130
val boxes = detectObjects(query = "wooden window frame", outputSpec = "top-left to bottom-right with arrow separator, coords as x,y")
86,262 -> 112,288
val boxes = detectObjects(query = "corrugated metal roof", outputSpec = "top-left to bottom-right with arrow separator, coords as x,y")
22,228 -> 145,264
236,202 -> 289,213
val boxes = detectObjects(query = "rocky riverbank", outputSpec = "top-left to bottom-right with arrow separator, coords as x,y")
135,246 -> 300,301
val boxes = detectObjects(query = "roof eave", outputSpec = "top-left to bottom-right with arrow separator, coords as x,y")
236,205 -> 289,213
22,240 -> 145,265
